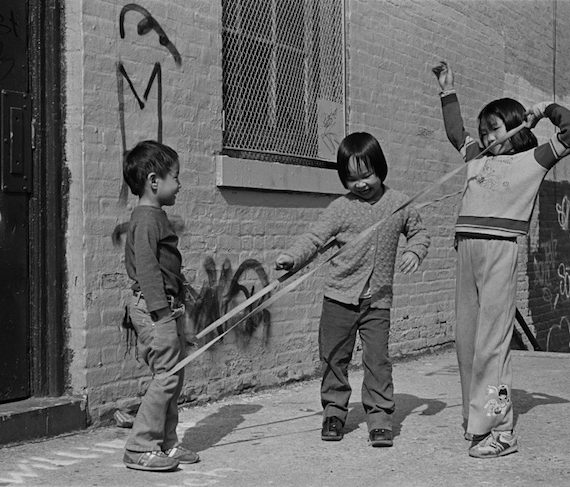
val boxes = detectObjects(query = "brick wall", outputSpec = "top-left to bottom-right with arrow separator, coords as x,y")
63,0 -> 570,424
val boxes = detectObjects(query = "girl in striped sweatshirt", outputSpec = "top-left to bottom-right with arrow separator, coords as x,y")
433,60 -> 570,459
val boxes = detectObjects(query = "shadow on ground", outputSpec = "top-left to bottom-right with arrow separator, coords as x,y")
176,386 -> 569,452
181,404 -> 264,452
181,403 -> 324,451
181,392 -> 449,452
344,394 -> 447,437
513,388 -> 569,425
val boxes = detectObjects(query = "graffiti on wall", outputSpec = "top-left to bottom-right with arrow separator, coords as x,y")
185,257 -> 271,346
116,3 -> 182,204
528,180 -> 570,352
112,223 -> 271,348
113,5 -> 273,350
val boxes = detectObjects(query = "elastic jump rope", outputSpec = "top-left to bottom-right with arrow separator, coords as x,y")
156,121 -> 530,380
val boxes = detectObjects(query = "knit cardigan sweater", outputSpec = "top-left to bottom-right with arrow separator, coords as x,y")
284,188 -> 430,308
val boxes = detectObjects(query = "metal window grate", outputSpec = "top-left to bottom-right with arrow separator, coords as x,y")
222,0 -> 345,164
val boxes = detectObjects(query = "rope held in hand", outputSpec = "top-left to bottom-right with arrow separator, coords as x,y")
156,122 -> 528,379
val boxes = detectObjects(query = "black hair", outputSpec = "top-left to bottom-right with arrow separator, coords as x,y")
336,132 -> 388,188
478,98 -> 538,154
122,140 -> 179,197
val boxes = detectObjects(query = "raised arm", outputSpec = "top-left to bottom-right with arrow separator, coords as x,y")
526,101 -> 570,170
432,61 -> 481,162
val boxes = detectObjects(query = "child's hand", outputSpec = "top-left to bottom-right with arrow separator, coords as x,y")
399,251 -> 420,274
432,61 -> 454,91
524,102 -> 550,129
151,306 -> 173,323
275,253 -> 294,271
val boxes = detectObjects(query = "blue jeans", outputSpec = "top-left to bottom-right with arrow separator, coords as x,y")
319,297 -> 393,431
125,295 -> 186,453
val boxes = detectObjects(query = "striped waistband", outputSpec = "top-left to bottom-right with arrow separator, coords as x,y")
456,233 -> 517,242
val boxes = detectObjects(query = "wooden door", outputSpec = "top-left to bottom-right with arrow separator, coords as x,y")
0,0 -> 32,402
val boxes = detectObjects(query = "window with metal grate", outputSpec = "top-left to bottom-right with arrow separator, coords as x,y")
222,0 -> 345,168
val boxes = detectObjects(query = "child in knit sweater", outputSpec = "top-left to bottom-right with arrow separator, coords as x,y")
275,132 -> 430,447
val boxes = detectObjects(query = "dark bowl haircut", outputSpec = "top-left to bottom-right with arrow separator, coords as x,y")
337,132 -> 388,188
478,98 -> 538,154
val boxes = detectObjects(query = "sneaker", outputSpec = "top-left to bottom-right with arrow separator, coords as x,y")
468,431 -> 518,458
123,450 -> 179,471
113,410 -> 134,428
321,416 -> 344,441
164,445 -> 200,464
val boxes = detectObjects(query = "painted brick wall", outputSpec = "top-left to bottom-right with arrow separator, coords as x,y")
64,0 -> 570,424
527,180 -> 570,352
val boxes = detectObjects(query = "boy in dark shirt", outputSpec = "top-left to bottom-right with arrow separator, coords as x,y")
122,140 -> 199,471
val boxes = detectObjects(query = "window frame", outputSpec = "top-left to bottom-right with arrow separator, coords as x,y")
220,0 -> 347,174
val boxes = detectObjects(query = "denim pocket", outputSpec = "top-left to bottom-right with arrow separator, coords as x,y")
129,299 -> 156,363
128,296 -> 186,366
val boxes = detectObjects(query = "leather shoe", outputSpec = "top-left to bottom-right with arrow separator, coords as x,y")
369,428 -> 393,447
321,416 -> 344,441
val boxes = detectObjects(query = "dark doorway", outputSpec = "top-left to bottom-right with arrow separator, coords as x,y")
0,0 -> 32,402
0,0 -> 64,402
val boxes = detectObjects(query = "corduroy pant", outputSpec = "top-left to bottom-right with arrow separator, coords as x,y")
455,236 -> 517,436
319,297 -> 393,432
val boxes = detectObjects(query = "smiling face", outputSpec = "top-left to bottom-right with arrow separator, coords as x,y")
479,115 -> 513,155
345,156 -> 384,203
156,161 -> 181,206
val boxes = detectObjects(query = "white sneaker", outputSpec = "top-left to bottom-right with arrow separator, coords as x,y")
468,431 -> 518,458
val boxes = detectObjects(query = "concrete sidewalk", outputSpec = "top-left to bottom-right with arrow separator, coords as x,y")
0,348 -> 568,487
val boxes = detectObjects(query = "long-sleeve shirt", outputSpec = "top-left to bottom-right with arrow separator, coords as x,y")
283,188 -> 430,308
125,205 -> 184,313
441,92 -> 570,237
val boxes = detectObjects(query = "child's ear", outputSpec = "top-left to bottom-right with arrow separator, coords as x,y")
147,172 -> 158,191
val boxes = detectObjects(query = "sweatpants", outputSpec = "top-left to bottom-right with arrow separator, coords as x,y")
455,236 -> 517,436
125,295 -> 186,453
319,297 -> 393,432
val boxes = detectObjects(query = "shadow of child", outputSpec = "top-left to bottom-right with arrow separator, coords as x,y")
181,403 -> 263,452
343,393 -> 447,437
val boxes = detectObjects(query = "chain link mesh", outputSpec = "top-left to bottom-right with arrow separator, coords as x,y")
222,0 -> 345,163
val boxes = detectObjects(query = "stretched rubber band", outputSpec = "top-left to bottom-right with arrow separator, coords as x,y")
156,122 -> 528,379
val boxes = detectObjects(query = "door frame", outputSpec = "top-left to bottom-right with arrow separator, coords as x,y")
28,0 -> 65,396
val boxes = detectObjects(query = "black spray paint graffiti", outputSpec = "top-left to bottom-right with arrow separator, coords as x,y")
117,3 -> 182,204
185,257 -> 271,346
112,221 -> 271,348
